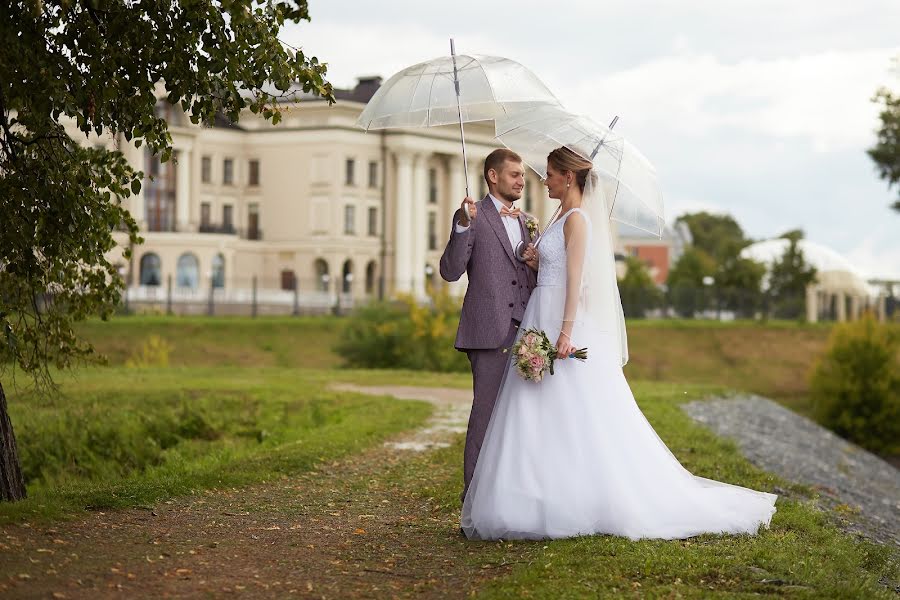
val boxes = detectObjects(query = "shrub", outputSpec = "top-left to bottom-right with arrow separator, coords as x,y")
809,314 -> 900,454
335,290 -> 469,372
125,334 -> 172,367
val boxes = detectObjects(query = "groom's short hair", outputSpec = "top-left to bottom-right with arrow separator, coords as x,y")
483,149 -> 523,185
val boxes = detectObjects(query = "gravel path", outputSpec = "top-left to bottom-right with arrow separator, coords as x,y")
682,394 -> 900,549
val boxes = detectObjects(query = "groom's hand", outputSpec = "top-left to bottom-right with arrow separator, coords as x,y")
523,243 -> 538,271
458,197 -> 477,226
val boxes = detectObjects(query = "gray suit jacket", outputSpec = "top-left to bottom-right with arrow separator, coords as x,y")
440,196 -> 538,351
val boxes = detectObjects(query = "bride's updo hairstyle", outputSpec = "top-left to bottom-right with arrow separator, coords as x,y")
547,147 -> 593,193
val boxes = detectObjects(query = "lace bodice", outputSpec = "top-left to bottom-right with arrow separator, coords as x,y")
536,208 -> 591,287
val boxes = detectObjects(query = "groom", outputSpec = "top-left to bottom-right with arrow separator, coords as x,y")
440,148 -> 538,501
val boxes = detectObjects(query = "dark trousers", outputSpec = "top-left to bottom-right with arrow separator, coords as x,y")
462,320 -> 519,502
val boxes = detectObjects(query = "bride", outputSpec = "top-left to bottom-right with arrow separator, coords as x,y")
460,147 -> 777,541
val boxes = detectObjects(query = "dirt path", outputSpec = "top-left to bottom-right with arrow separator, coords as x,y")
0,384 -> 525,599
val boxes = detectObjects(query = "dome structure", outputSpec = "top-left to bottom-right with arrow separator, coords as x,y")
740,238 -> 874,297
741,238 -> 885,322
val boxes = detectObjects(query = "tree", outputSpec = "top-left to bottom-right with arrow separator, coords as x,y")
713,252 -> 767,318
766,236 -> 818,320
868,81 -> 900,211
618,256 -> 662,318
0,1 -> 334,501
675,212 -> 747,264
666,247 -> 715,318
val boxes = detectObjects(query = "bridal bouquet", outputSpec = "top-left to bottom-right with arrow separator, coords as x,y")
510,328 -> 587,382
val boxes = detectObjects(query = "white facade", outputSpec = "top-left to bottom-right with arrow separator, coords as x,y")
76,79 -> 559,311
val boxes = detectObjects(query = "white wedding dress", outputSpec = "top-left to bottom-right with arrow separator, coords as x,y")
461,207 -> 777,541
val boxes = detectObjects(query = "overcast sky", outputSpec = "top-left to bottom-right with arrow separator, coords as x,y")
283,1 -> 900,279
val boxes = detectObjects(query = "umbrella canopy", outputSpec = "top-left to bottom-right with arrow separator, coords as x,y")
495,105 -> 665,237
356,54 -> 562,131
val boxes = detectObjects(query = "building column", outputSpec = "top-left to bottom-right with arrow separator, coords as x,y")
411,154 -> 428,301
393,152 -> 414,295
176,148 -> 192,232
446,156 -> 469,298
805,285 -> 818,323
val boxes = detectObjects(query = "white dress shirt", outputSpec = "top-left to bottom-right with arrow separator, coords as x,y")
455,194 -> 523,250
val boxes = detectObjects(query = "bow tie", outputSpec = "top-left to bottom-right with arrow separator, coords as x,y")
499,205 -> 521,218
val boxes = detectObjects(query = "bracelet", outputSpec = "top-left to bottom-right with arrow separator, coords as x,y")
559,331 -> 571,340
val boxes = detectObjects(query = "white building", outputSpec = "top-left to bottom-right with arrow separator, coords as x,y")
80,78 -> 560,314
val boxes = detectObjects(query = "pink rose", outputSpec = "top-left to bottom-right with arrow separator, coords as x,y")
530,356 -> 545,371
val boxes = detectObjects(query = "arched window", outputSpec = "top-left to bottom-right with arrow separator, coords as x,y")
342,260 -> 353,294
176,253 -> 200,289
365,261 -> 377,295
139,253 -> 162,286
211,253 -> 225,288
314,259 -> 329,292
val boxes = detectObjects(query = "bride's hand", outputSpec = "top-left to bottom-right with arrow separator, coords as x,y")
555,331 -> 575,360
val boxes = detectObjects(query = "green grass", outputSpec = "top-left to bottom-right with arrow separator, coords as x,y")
0,366 -> 432,524
379,381 -> 898,599
75,315 -> 345,369
74,315 -> 842,414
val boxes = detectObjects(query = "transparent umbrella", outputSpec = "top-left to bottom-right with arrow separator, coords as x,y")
495,105 -> 665,237
357,41 -> 561,197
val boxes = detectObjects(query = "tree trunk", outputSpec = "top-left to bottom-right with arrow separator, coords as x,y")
0,380 -> 26,502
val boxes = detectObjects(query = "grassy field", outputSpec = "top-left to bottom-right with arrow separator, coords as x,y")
368,380 -> 897,598
1,315 -> 897,597
0,366 -> 434,524
76,315 -> 837,413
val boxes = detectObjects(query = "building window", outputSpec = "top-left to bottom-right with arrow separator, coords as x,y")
139,253 -> 162,286
223,158 -> 234,185
144,148 -> 176,232
368,161 -> 378,188
248,203 -> 260,240
201,156 -> 211,183
345,158 -> 355,185
211,253 -> 225,288
176,253 -> 200,289
367,207 -> 377,236
344,204 -> 355,235
428,212 -> 437,251
281,270 -> 296,291
223,204 -> 234,233
428,167 -> 438,204
365,261 -> 376,295
248,159 -> 260,186
200,202 -> 211,229
314,259 -> 329,292
524,179 -> 532,213
342,260 -> 353,294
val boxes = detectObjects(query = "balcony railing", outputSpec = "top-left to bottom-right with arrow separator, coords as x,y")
198,223 -> 237,234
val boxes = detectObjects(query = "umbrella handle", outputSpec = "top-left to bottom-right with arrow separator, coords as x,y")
450,38 -> 473,218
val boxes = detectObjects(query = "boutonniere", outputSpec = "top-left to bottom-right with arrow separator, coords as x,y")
525,216 -> 539,238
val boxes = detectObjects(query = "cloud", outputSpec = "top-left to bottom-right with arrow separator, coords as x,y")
563,49 -> 899,153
